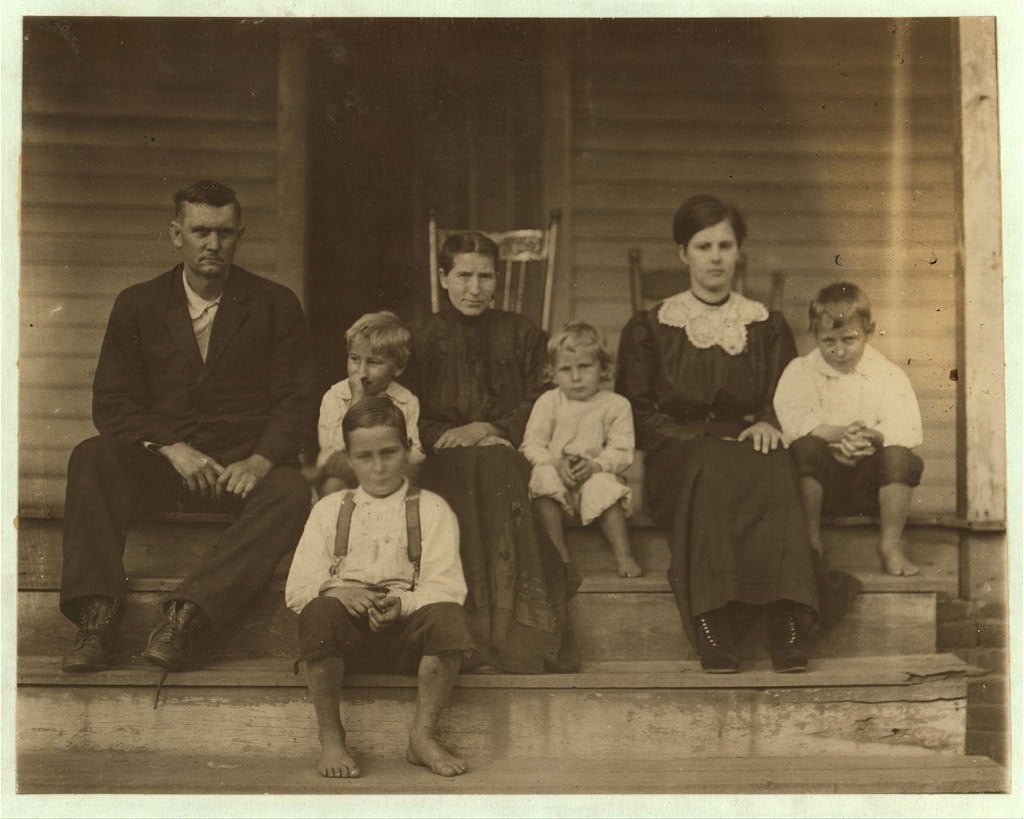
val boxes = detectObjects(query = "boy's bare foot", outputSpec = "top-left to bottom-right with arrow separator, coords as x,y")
318,739 -> 360,778
616,555 -> 643,578
879,546 -> 920,577
407,732 -> 467,777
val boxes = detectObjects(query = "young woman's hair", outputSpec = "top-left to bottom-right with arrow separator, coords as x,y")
438,231 -> 500,275
546,320 -> 613,378
341,395 -> 409,450
173,179 -> 241,220
808,281 -> 875,334
345,311 -> 412,371
672,194 -> 747,248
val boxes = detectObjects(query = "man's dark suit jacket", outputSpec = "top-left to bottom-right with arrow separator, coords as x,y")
92,264 -> 318,466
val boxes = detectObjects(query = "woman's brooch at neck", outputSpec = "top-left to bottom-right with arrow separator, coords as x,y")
657,290 -> 768,355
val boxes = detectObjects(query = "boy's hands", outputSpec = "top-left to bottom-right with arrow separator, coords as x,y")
555,457 -> 578,487
368,596 -> 401,632
837,421 -> 881,461
325,586 -> 387,619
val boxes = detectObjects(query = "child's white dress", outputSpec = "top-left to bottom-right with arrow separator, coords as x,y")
521,388 -> 635,525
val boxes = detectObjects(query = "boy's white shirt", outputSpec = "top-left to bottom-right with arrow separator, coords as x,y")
520,387 -> 634,474
315,378 -> 426,468
773,343 -> 924,448
284,480 -> 466,617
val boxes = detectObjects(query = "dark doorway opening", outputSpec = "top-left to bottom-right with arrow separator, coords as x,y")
306,19 -> 545,388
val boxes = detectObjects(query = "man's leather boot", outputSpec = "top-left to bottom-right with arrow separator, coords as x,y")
62,597 -> 121,672
140,600 -> 209,671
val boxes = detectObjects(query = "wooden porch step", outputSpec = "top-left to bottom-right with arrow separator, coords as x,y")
17,655 -> 981,761
16,749 -> 1008,794
17,517 -> 960,593
17,586 -> 939,661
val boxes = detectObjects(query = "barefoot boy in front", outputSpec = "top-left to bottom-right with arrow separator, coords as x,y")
286,395 -> 473,778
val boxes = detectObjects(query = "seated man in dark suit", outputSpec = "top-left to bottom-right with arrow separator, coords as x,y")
61,179 -> 318,673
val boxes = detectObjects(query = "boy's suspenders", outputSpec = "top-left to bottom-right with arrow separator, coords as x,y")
331,488 -> 422,590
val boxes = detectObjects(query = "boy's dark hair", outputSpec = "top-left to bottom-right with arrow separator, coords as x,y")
547,320 -> 613,379
341,395 -> 410,450
809,282 -> 875,334
672,194 -> 747,248
173,179 -> 242,220
345,311 -> 412,371
438,231 -> 500,275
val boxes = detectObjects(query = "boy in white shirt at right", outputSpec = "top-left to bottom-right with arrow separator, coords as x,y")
774,282 -> 924,577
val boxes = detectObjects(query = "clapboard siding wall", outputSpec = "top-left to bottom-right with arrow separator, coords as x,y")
565,18 -> 958,515
20,20 -> 283,514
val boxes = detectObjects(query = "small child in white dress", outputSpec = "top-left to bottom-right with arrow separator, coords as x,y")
521,321 -> 640,577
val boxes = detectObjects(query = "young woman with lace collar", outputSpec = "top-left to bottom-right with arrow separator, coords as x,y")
616,194 -> 859,673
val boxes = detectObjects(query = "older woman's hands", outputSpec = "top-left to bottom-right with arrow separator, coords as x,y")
737,421 -> 787,455
435,421 -> 502,449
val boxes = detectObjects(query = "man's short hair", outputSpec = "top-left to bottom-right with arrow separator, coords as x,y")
341,395 -> 410,450
808,281 -> 875,334
174,180 -> 242,221
345,311 -> 412,371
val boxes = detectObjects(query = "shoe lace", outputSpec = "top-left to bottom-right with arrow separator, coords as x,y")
74,627 -> 102,651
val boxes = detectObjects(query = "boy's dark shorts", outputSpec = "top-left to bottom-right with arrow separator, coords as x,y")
790,436 -> 924,516
297,596 -> 475,673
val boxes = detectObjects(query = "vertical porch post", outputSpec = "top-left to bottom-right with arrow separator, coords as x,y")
953,17 -> 1005,601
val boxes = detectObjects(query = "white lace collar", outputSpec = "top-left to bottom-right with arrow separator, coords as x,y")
657,290 -> 769,356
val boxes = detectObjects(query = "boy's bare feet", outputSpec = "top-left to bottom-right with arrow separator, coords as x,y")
318,737 -> 360,778
407,731 -> 467,777
879,545 -> 920,577
615,553 -> 643,578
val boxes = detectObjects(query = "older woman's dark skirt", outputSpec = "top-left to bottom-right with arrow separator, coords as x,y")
645,436 -> 861,650
418,444 -> 580,673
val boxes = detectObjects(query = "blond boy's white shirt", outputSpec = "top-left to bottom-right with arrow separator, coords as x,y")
315,378 -> 426,468
284,480 -> 466,618
773,343 -> 923,448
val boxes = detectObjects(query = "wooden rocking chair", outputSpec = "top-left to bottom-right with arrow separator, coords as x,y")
627,247 -> 785,314
429,209 -> 561,332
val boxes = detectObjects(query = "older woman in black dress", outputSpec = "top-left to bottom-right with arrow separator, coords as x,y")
405,232 -> 579,673
616,194 -> 858,673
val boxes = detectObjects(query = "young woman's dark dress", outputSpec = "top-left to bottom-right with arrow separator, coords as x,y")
616,294 -> 859,650
406,304 -> 580,673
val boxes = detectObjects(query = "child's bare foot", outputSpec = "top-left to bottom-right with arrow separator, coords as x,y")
879,546 -> 920,577
318,738 -> 360,778
407,731 -> 467,777
616,555 -> 643,578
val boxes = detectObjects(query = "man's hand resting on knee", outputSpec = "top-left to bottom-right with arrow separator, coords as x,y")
158,442 -> 225,499
216,453 -> 273,499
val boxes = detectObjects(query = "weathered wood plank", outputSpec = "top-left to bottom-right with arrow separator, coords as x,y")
17,750 -> 1007,795
573,180 -> 957,217
22,145 -> 277,180
574,210 -> 955,244
15,653 -> 979,691
574,122 -> 955,158
15,588 -> 937,662
572,153 -> 954,187
15,515 -> 960,595
16,682 -> 967,759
